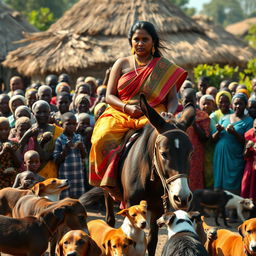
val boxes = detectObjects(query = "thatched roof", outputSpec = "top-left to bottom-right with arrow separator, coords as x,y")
226,17 -> 256,37
193,15 -> 256,64
0,1 -> 38,61
3,0 -> 255,78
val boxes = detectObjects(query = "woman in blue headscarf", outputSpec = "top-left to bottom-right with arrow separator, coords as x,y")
212,93 -> 253,194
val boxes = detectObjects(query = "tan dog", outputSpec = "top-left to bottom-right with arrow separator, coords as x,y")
117,200 -> 147,256
88,219 -> 135,256
56,230 -> 101,256
31,178 -> 69,201
0,178 -> 69,216
210,218 -> 256,256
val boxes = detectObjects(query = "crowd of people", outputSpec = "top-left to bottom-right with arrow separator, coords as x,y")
0,20 -> 255,203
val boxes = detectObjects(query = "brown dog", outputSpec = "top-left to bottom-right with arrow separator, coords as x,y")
56,230 -> 101,256
0,207 -> 65,255
210,218 -> 256,256
88,219 -> 135,256
0,178 -> 69,216
12,195 -> 88,256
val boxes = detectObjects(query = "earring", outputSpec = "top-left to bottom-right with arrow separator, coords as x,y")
131,47 -> 135,55
152,46 -> 155,55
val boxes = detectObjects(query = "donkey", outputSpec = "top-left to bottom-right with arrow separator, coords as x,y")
101,94 -> 195,256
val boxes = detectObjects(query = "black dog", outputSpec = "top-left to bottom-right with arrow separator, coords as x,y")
190,189 -> 233,227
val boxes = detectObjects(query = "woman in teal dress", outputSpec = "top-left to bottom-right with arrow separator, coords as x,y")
212,93 -> 253,193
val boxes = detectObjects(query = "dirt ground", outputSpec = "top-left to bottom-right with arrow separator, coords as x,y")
87,206 -> 241,256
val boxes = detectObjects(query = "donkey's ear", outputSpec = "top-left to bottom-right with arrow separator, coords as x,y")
176,103 -> 196,131
140,94 -> 170,133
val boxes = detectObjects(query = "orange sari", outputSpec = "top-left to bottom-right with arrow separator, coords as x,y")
89,57 -> 187,187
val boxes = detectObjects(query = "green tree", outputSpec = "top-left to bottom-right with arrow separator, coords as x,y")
240,0 -> 256,17
169,0 -> 196,16
201,0 -> 244,26
245,24 -> 256,48
27,7 -> 56,31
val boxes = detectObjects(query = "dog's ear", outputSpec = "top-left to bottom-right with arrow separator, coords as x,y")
188,211 -> 201,222
238,223 -> 246,238
31,182 -> 44,196
56,241 -> 63,256
103,240 -> 111,255
157,212 -> 175,227
87,236 -> 102,256
140,200 -> 147,208
116,209 -> 129,216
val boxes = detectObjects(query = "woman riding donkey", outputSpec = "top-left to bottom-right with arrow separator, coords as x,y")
89,21 -> 188,199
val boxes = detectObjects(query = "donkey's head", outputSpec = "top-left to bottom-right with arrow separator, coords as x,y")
140,94 -> 195,210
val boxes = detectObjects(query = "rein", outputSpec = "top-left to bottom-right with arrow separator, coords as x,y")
151,129 -> 188,213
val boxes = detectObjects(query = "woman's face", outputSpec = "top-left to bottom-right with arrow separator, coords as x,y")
218,95 -> 230,113
233,98 -> 246,116
16,109 -> 30,119
26,91 -> 37,108
131,29 -> 154,57
56,96 -> 70,114
248,101 -> 256,119
16,122 -> 31,138
0,96 -> 10,115
34,104 -> 50,125
200,99 -> 214,115
77,99 -> 90,113
38,89 -> 51,103
11,99 -> 24,113
0,121 -> 10,141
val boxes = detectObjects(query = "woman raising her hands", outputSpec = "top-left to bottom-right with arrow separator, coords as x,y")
89,21 -> 187,196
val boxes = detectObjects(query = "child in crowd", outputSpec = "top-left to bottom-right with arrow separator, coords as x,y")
8,95 -> 26,128
0,117 -> 21,188
25,88 -> 37,109
54,92 -> 71,126
75,94 -> 94,126
12,150 -> 44,189
0,94 -> 11,117
53,112 -> 86,199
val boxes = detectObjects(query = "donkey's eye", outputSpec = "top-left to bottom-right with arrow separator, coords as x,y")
161,152 -> 168,159
132,213 -> 137,217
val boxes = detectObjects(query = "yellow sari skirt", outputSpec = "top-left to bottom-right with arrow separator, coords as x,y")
89,104 -> 166,187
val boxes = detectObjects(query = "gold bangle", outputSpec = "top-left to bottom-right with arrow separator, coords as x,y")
123,103 -> 128,113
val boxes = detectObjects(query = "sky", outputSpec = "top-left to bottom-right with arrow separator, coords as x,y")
187,0 -> 211,12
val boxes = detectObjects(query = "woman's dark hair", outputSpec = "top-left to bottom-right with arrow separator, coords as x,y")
128,21 -> 161,57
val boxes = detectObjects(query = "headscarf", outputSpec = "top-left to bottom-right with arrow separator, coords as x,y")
215,91 -> 232,105
32,100 -> 51,114
55,82 -> 71,94
9,95 -> 26,113
94,102 -> 108,116
228,82 -> 238,90
25,88 -> 37,98
15,116 -> 31,128
236,88 -> 250,98
249,96 -> 256,103
38,85 -> 52,95
232,93 -> 248,104
74,94 -> 90,108
14,105 -> 31,119
96,85 -> 107,95
84,76 -> 97,86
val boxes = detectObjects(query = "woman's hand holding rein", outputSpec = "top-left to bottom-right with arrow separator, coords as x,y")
122,103 -> 143,118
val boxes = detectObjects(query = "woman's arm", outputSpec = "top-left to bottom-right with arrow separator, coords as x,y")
106,58 -> 143,118
212,124 -> 224,142
167,86 -> 178,114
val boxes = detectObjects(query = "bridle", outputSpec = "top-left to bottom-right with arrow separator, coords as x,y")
151,129 -> 189,213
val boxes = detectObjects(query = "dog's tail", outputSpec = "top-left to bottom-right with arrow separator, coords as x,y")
79,187 -> 105,208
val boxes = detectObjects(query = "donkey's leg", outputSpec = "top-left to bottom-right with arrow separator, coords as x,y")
147,209 -> 160,256
104,190 -> 115,227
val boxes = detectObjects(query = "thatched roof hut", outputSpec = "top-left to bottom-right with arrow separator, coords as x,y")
0,1 -> 37,88
226,17 -> 256,37
193,15 -> 256,65
3,0 -> 256,81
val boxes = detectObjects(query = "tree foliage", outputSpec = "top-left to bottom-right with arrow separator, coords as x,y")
193,58 -> 256,91
3,0 -> 78,30
245,24 -> 256,49
201,0 -> 244,26
169,0 -> 196,16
